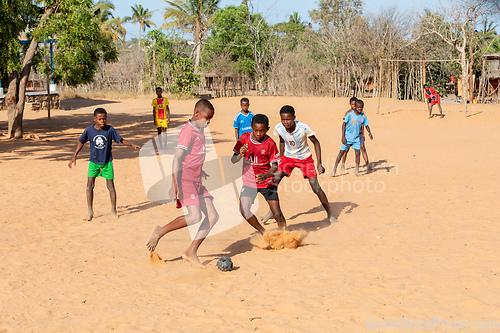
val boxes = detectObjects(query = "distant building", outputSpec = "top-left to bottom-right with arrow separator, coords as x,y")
479,53 -> 500,103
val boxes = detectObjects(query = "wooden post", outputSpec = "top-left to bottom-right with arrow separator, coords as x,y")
377,59 -> 383,115
465,60 -> 468,117
46,74 -> 51,120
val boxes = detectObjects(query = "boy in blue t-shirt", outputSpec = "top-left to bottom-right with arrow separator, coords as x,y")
331,99 -> 373,177
233,97 -> 254,141
69,108 -> 140,221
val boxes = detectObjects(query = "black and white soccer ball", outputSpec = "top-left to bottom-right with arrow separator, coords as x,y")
216,256 -> 233,271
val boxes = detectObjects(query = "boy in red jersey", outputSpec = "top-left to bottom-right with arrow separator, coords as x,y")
146,99 -> 218,269
424,84 -> 444,119
232,114 -> 286,233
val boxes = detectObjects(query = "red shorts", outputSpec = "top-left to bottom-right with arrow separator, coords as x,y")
178,180 -> 213,207
278,155 -> 317,179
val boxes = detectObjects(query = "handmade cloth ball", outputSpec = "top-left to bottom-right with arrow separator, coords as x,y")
216,256 -> 233,271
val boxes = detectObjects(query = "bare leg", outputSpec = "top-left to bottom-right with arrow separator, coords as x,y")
428,104 -> 433,118
84,177 -> 96,221
341,147 -> 349,170
331,150 -> 346,177
272,171 -> 287,186
438,104 -> 444,118
354,149 -> 361,176
106,179 -> 118,218
308,177 -> 337,223
183,197 -> 219,268
268,200 -> 286,231
240,197 -> 265,234
160,127 -> 167,148
259,209 -> 274,223
145,205 -> 202,252
157,128 -> 163,148
361,144 -> 371,171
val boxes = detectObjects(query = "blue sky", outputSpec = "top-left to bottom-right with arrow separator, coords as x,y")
114,0 -> 421,41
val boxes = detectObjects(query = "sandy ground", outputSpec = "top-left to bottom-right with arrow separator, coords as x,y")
1,96 -> 499,332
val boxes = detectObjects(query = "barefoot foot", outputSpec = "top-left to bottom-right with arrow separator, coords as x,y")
83,211 -> 94,221
340,164 -> 346,171
182,252 -> 206,269
111,210 -> 119,219
355,171 -> 361,177
146,225 -> 163,252
328,215 -> 338,223
330,167 -> 337,177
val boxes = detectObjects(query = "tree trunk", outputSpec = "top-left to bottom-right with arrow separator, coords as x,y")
6,71 -> 19,135
194,43 -> 201,74
138,27 -> 141,50
6,1 -> 61,138
468,59 -> 474,102
461,53 -> 468,104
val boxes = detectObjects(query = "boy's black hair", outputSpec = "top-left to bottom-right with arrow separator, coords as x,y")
349,97 -> 358,103
195,98 -> 215,112
423,84 -> 429,88
155,87 -> 162,91
94,108 -> 107,116
240,97 -> 249,104
279,105 -> 295,116
355,99 -> 364,106
251,114 -> 269,127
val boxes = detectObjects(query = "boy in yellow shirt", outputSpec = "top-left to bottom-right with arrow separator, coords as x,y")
152,87 -> 170,148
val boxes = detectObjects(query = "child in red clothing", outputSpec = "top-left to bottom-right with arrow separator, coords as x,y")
424,84 -> 444,119
232,114 -> 286,233
145,99 -> 217,269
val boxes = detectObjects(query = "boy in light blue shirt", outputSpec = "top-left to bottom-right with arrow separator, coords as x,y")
233,97 -> 254,140
331,99 -> 373,177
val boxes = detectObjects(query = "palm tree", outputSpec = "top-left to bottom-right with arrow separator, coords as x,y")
289,12 -> 302,25
124,4 -> 157,49
93,1 -> 127,44
162,0 -> 220,72
105,17 -> 127,44
94,0 -> 114,21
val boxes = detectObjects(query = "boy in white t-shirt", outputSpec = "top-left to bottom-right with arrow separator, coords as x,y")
270,105 -> 337,224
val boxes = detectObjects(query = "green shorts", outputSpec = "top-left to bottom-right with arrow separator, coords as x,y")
88,161 -> 114,179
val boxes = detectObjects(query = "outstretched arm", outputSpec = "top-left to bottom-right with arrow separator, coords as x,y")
68,141 -> 85,168
166,105 -> 171,124
365,125 -> 373,140
231,153 -> 242,164
231,144 -> 248,164
120,138 -> 140,149
308,135 -> 325,174
152,107 -> 156,126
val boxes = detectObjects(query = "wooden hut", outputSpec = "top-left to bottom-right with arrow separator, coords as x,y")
478,53 -> 500,103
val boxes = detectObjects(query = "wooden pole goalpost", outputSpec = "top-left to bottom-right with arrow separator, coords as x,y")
376,58 -> 467,117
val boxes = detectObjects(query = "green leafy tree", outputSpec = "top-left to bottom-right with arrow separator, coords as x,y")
5,0 -> 118,138
144,29 -> 189,89
203,5 -> 263,77
169,57 -> 200,94
0,0 -> 38,75
162,0 -> 220,72
274,11 -> 306,50
309,0 -> 363,31
124,4 -> 157,49
93,0 -> 127,44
